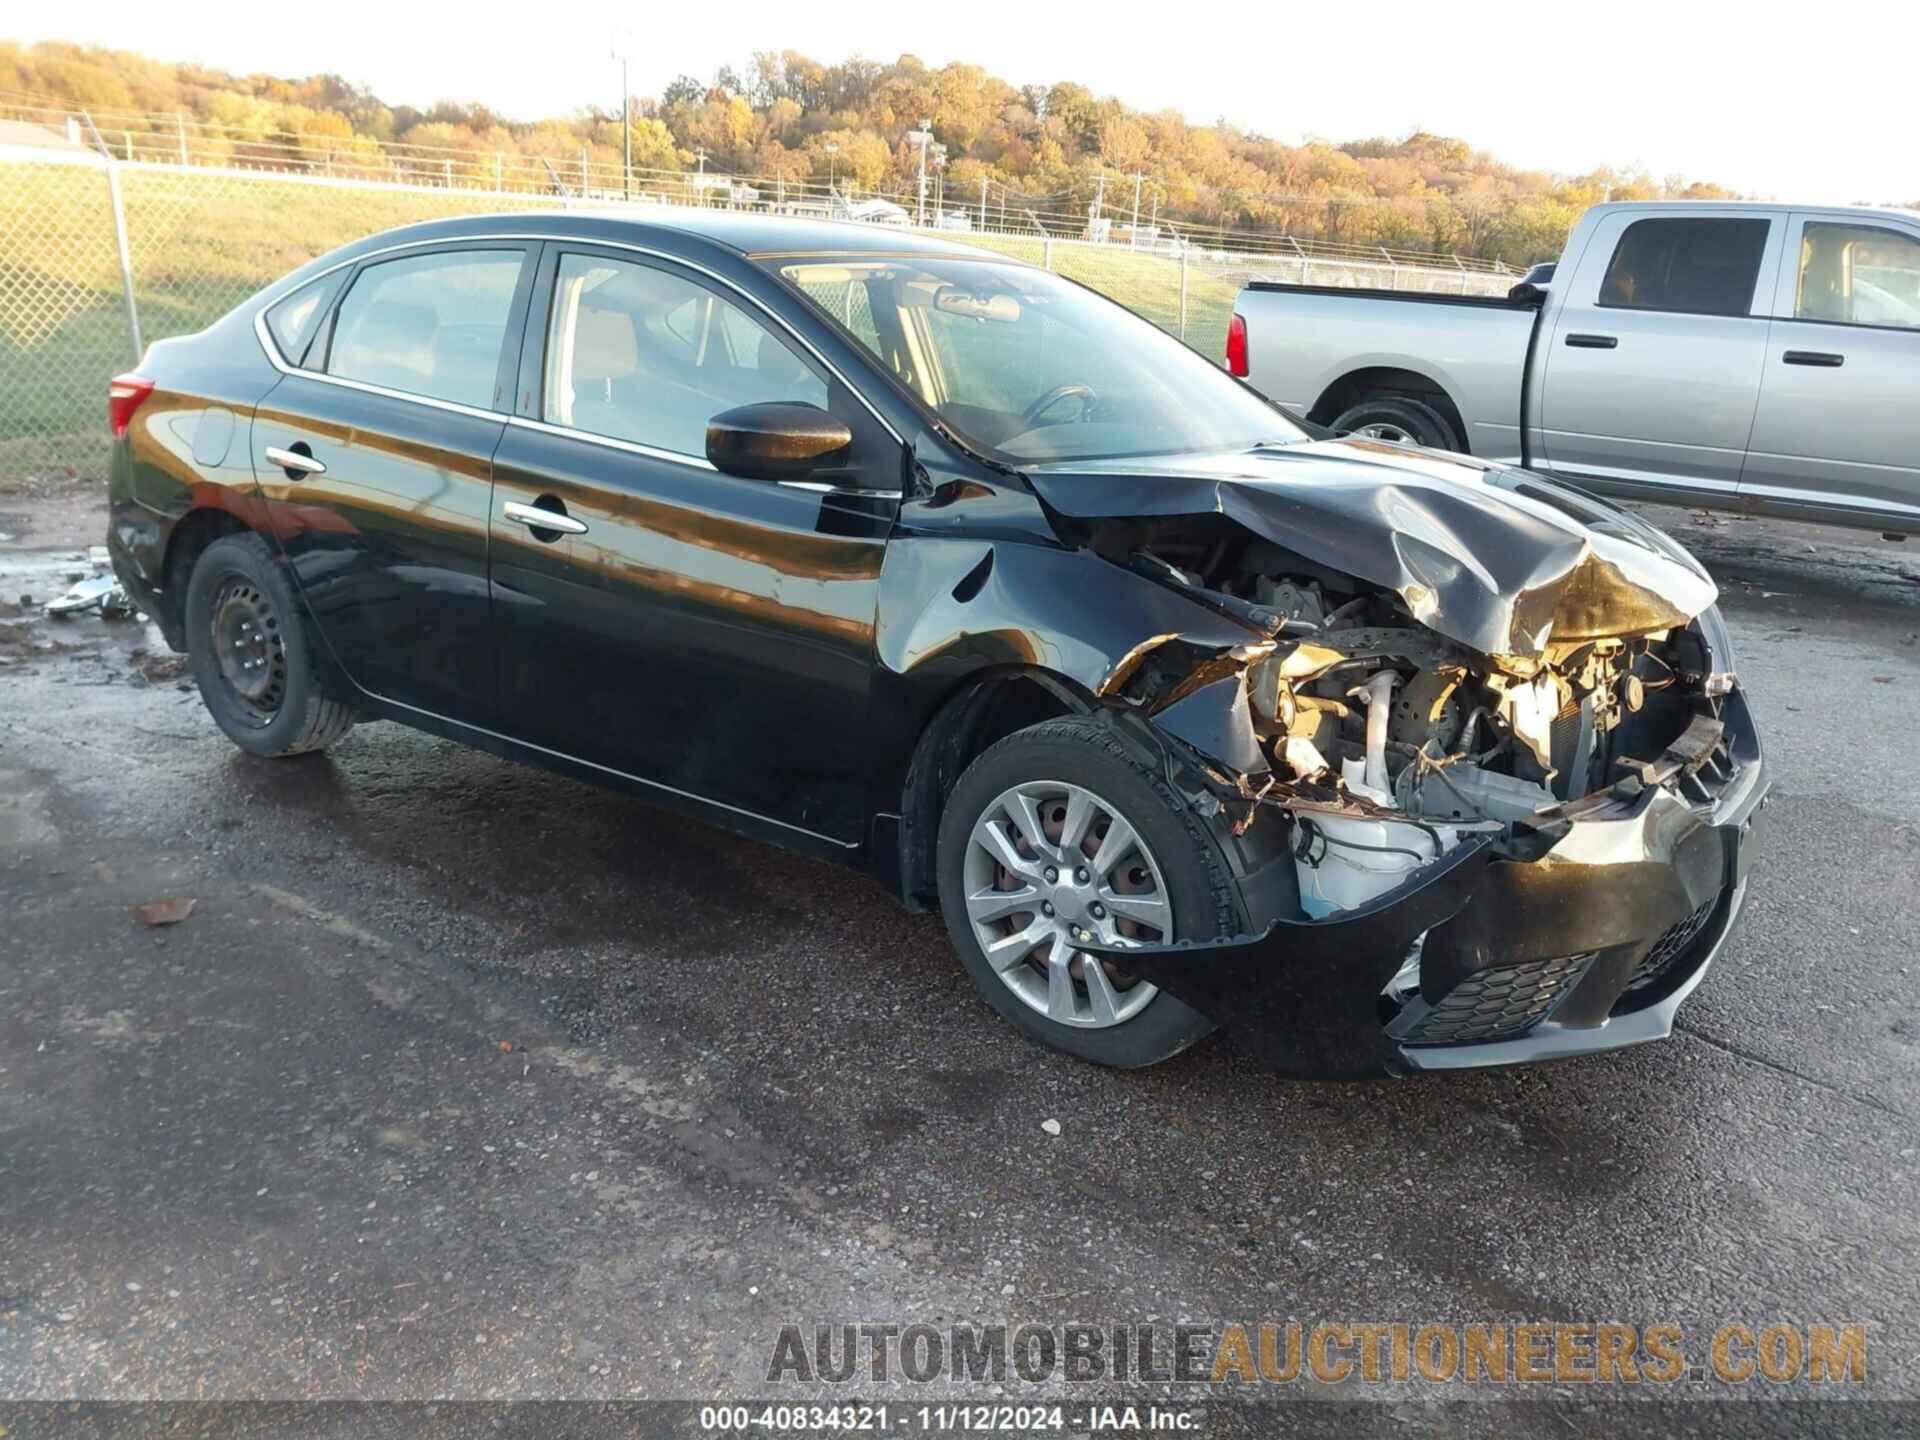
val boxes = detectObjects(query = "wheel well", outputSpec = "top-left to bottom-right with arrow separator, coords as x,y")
1310,366 -> 1469,451
896,671 -> 1088,909
160,508 -> 250,642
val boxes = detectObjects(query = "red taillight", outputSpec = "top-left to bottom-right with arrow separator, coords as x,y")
109,372 -> 156,438
1225,313 -> 1249,377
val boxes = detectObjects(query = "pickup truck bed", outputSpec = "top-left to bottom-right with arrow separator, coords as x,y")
1237,283 -> 1542,464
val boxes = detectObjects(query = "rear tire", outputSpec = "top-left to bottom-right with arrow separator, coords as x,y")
185,532 -> 356,757
1330,394 -> 1461,451
936,716 -> 1235,1068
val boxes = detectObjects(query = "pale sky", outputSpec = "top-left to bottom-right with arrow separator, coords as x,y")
12,1 -> 1914,205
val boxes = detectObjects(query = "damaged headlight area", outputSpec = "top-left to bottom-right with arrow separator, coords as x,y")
1086,523 -> 1769,1077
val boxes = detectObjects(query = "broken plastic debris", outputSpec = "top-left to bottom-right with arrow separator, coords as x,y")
132,896 -> 196,927
1040,1118 -> 1062,1136
1281,736 -> 1332,780
45,574 -> 132,618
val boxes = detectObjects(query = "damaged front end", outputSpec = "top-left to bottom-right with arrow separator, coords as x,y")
1034,449 -> 1769,1077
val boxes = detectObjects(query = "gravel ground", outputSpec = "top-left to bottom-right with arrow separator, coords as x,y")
1,492 -> 1917,1432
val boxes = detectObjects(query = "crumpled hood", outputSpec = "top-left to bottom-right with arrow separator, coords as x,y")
1023,438 -> 1717,657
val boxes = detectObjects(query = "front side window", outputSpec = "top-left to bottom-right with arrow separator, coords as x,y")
771,256 -> 1305,464
327,250 -> 523,408
1597,218 -> 1770,317
543,253 -> 827,456
1796,222 -> 1920,330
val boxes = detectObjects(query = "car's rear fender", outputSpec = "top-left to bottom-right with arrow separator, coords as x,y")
108,329 -> 284,647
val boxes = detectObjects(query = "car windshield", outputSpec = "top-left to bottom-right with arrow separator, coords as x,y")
767,254 -> 1306,464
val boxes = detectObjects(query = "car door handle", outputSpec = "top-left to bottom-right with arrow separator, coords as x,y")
1783,350 -> 1845,367
502,499 -> 588,536
1565,333 -> 1618,349
263,445 -> 326,476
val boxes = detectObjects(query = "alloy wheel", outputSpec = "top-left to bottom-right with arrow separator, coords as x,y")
1355,421 -> 1415,443
962,780 -> 1173,1029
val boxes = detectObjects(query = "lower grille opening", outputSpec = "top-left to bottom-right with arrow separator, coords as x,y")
1619,894 -> 1721,1000
1396,952 -> 1596,1048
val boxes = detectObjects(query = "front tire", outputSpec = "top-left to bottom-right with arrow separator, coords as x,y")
184,532 -> 356,757
936,716 -> 1236,1068
1329,394 -> 1461,450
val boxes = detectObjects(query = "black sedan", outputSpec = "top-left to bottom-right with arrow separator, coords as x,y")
106,211 -> 1767,1076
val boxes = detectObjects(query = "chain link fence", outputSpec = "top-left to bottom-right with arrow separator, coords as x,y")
1,148 -> 1514,491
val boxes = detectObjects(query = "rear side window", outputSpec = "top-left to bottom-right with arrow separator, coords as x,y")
1597,218 -> 1770,317
263,273 -> 345,367
327,250 -> 524,408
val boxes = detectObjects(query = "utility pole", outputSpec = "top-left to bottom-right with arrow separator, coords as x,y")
1130,172 -> 1144,246
175,112 -> 188,165
824,142 -> 838,202
611,28 -> 633,202
1091,171 -> 1105,239
932,144 -> 946,219
907,120 -> 934,226
979,176 -> 988,230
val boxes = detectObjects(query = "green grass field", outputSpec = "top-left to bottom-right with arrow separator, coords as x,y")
1,161 -> 1246,487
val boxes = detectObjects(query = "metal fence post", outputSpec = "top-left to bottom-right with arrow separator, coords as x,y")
1178,246 -> 1189,340
80,113 -> 145,364
103,161 -> 143,361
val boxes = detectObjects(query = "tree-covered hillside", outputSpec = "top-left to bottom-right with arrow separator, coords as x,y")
0,41 -> 1740,265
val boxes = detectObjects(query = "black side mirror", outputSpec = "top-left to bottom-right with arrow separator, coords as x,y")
706,402 -> 853,483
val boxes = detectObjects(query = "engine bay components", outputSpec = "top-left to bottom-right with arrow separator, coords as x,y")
1106,542 -> 1723,921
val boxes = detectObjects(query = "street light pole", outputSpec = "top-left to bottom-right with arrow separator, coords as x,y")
1130,171 -> 1143,246
907,120 -> 933,227
610,29 -> 632,202
825,142 -> 838,203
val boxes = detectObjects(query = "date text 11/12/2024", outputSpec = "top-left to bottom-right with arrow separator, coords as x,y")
698,1404 -> 1199,1431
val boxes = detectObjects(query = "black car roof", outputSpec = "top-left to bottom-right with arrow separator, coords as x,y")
338,208 -> 1005,267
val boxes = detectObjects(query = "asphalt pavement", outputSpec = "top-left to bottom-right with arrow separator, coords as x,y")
2,493 -> 1917,1428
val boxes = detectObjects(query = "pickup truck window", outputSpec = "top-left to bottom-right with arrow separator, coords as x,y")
1797,223 -> 1920,331
770,255 -> 1306,463
1598,218 -> 1769,318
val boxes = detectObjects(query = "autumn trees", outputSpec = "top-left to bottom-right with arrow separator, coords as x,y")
0,40 -> 1736,266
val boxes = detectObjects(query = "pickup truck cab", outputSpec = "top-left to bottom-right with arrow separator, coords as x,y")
1232,202 -> 1920,534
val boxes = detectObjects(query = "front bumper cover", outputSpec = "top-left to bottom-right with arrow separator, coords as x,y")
1097,690 -> 1769,1079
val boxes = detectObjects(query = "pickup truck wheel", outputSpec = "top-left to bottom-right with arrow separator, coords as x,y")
936,717 -> 1229,1068
1331,396 -> 1461,451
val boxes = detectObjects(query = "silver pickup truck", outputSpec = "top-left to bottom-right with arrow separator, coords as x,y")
1231,201 -> 1920,534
